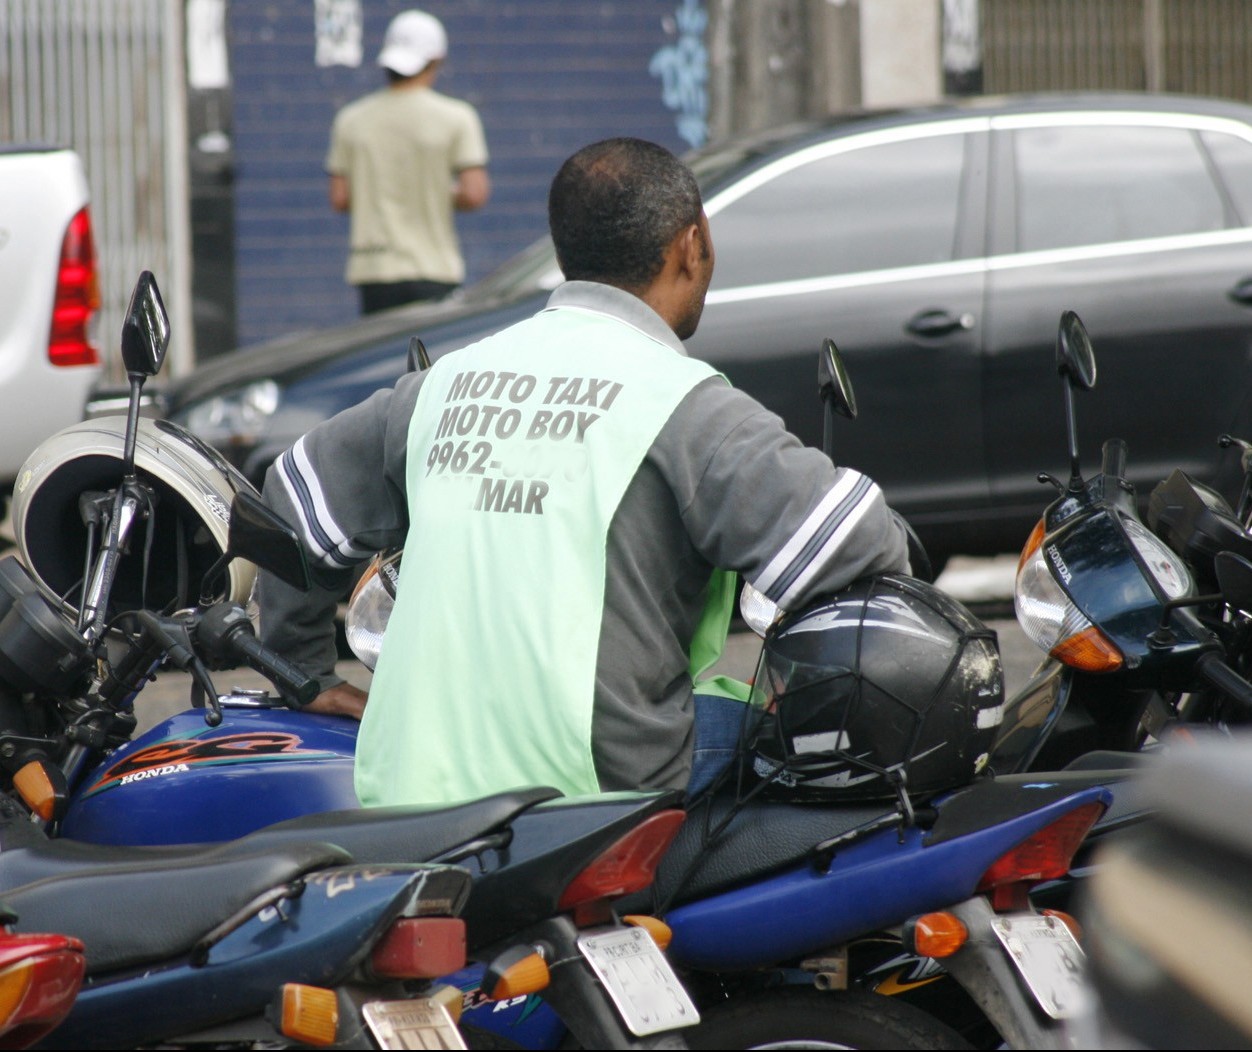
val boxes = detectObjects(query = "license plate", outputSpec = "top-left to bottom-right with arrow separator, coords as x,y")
363,997 -> 467,1050
577,926 -> 700,1036
991,912 -> 1089,1020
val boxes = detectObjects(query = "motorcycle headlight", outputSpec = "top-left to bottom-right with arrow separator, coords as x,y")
345,548 -> 402,671
177,379 -> 281,447
740,581 -> 780,638
1014,519 -> 1124,673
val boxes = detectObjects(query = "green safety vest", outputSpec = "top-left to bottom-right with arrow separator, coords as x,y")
355,306 -> 745,807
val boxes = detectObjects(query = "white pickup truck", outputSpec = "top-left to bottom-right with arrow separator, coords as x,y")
0,144 -> 102,497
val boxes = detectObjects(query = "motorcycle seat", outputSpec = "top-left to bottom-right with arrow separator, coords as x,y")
235,785 -> 563,864
625,795 -> 895,911
2,838 -> 351,974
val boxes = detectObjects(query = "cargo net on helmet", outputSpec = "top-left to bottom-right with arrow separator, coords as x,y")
707,573 -> 1002,825
657,573 -> 1003,914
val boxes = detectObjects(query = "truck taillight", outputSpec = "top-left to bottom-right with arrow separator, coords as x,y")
49,206 -> 100,368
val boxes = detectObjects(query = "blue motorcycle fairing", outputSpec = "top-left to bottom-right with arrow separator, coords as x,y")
663,782 -> 1112,971
42,863 -> 470,1050
446,967 -> 568,1049
61,707 -> 360,844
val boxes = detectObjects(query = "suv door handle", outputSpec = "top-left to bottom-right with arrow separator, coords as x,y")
905,309 -> 975,338
1228,277 -> 1252,305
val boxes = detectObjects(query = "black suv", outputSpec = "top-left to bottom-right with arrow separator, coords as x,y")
164,92 -> 1252,565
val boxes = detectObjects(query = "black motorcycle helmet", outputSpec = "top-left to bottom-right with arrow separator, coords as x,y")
744,574 -> 1004,802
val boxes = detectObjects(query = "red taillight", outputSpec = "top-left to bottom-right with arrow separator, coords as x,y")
977,802 -> 1105,906
369,917 -> 465,980
49,206 -> 101,368
0,933 -> 85,1048
557,810 -> 686,918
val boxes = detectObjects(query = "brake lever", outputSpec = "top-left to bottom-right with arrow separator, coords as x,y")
133,610 -> 222,726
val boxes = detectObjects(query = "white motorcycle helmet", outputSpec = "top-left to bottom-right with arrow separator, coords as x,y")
11,416 -> 256,615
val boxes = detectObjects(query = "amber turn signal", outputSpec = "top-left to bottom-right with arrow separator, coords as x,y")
1051,625 -> 1124,672
13,761 -> 67,823
279,984 -> 338,1047
904,912 -> 968,959
622,915 -> 674,951
480,945 -> 550,1000
1042,909 -> 1083,941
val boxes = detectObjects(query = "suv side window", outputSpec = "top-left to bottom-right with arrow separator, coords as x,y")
709,133 -> 967,289
1011,124 -> 1225,252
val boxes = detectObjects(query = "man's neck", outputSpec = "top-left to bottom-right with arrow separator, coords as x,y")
389,68 -> 438,91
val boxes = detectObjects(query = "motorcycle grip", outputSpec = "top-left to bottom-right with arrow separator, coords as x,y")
1101,438 -> 1128,481
1196,651 -> 1252,717
228,630 -> 321,707
196,603 -> 320,706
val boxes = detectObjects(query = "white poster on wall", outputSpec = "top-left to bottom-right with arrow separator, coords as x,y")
315,0 -> 364,68
943,0 -> 981,74
187,0 -> 229,89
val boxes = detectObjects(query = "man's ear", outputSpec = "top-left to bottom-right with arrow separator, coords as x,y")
676,223 -> 703,278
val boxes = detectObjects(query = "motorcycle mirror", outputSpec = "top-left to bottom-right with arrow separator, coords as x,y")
119,271 -> 170,379
116,272 -> 172,479
1055,310 -> 1096,492
1056,310 -> 1097,391
406,336 -> 432,373
200,492 -> 312,603
1215,550 -> 1252,615
818,338 -> 856,460
228,491 -> 313,592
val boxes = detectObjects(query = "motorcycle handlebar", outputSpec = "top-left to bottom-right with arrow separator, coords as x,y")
195,603 -> 320,707
1195,651 -> 1252,719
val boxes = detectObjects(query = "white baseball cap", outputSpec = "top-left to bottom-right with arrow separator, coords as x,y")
377,10 -> 448,77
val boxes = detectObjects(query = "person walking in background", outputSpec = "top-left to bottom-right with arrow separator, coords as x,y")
327,8 -> 490,315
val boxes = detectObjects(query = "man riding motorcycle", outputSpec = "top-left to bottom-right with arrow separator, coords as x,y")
257,137 -> 909,807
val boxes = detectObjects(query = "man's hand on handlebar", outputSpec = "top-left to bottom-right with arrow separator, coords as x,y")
303,682 -> 368,720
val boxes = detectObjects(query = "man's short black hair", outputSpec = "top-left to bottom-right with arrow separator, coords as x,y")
548,138 -> 704,291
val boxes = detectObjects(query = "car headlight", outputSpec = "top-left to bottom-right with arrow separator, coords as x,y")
1014,518 -> 1124,673
176,379 -> 280,447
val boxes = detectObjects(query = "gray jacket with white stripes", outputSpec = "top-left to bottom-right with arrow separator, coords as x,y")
258,281 -> 909,792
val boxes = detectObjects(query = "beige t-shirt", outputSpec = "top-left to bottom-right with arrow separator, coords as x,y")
326,85 -> 488,285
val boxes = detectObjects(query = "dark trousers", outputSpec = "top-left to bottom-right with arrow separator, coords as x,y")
358,279 -> 458,315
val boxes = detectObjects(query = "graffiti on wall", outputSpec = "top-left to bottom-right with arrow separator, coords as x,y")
650,0 -> 708,148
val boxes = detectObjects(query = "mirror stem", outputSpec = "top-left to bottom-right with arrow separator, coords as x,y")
121,372 -> 145,478
1063,385 -> 1083,491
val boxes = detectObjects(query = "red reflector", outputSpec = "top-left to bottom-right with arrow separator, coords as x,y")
369,917 -> 465,980
977,802 -> 1104,893
558,809 -> 686,913
49,206 -> 101,368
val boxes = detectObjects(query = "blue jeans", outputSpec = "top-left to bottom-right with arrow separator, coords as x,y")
687,693 -> 751,799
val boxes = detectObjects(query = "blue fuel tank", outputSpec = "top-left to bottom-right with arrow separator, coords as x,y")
60,706 -> 360,845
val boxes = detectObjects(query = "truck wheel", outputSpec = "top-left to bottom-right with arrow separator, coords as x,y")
683,987 -> 973,1050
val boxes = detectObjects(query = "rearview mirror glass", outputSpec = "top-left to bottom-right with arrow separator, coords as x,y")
1056,310 -> 1097,392
228,491 -> 312,592
119,271 -> 170,378
819,338 -> 857,420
